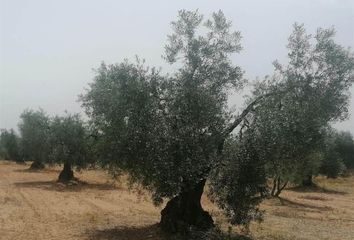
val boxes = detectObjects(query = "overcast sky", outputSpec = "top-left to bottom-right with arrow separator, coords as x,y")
1,0 -> 353,134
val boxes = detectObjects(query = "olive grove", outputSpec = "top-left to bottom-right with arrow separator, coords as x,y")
0,8 -> 353,237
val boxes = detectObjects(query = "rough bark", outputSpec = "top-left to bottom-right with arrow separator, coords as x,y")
29,161 -> 45,170
160,179 -> 214,234
58,162 -> 74,182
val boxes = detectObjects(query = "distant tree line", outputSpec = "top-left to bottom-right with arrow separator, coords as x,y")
0,9 -> 353,237
0,110 -> 93,182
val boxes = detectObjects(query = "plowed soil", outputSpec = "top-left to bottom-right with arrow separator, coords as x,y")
1,160 -> 353,240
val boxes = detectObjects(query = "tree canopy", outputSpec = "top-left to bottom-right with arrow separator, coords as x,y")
49,113 -> 93,182
18,109 -> 51,169
320,129 -> 354,178
0,129 -> 21,162
245,23 -> 354,194
333,131 -> 354,169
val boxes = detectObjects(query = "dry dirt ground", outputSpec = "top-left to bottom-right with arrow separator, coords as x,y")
0,160 -> 354,240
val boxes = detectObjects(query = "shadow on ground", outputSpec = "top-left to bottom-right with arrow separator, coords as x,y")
14,180 -> 118,192
276,197 -> 332,211
87,224 -> 167,240
288,184 -> 347,195
87,224 -> 253,240
13,168 -> 61,174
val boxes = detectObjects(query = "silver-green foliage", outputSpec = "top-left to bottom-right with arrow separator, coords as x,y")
320,128 -> 352,178
18,109 -> 51,163
81,10 -> 264,225
332,130 -> 354,169
208,132 -> 267,225
249,23 -> 354,190
0,129 -> 21,161
49,113 -> 93,169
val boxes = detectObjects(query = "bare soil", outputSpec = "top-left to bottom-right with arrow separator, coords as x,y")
1,160 -> 353,240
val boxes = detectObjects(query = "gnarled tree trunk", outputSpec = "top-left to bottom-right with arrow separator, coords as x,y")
29,161 -> 45,170
58,161 -> 74,182
160,179 -> 214,234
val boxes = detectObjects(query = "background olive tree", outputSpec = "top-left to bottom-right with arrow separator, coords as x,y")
247,23 -> 354,195
18,109 -> 51,170
49,113 -> 93,182
333,130 -> 354,170
0,129 -> 22,162
320,128 -> 353,178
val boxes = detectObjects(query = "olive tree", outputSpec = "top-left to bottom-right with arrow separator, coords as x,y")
49,113 -> 93,182
18,109 -> 51,169
248,23 -> 354,194
333,130 -> 354,170
81,10 -> 267,233
320,129 -> 352,178
0,129 -> 21,162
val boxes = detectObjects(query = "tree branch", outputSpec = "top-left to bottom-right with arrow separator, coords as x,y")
224,94 -> 269,137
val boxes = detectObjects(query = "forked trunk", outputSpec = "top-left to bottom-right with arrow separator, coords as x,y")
274,178 -> 288,197
29,161 -> 45,170
58,161 -> 74,182
160,179 -> 214,234
270,176 -> 288,197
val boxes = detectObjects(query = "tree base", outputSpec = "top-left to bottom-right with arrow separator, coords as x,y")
160,197 -> 214,234
160,180 -> 214,234
326,175 -> 338,179
302,175 -> 314,187
29,161 -> 45,170
58,168 -> 74,183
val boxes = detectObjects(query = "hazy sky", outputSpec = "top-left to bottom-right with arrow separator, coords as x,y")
1,0 -> 353,133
